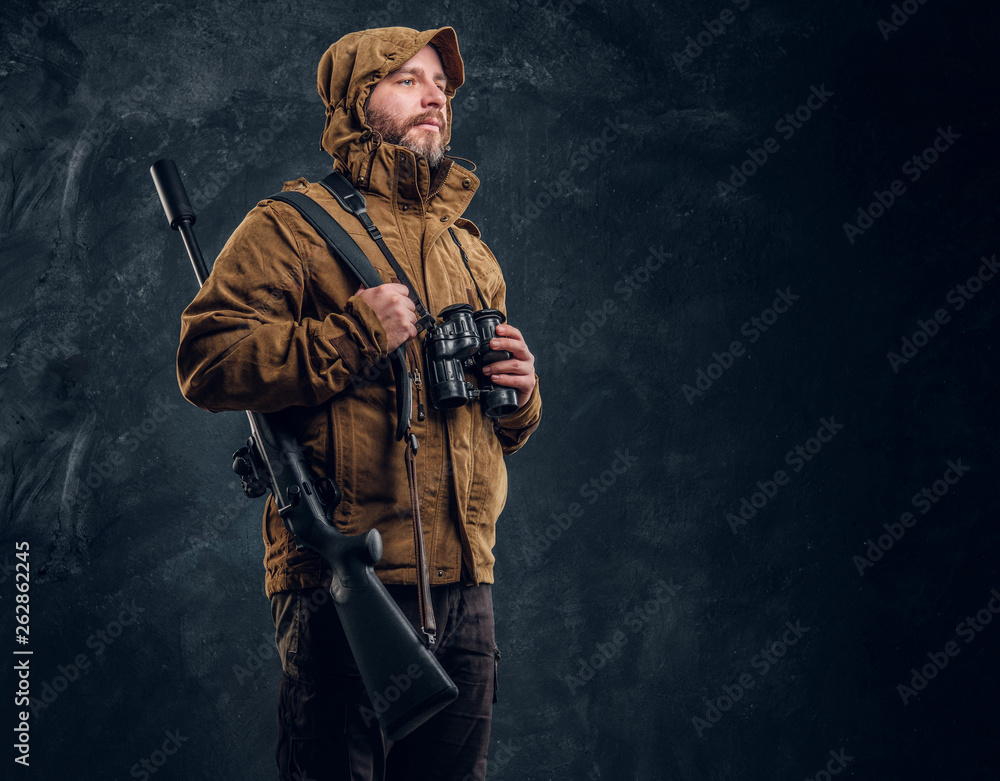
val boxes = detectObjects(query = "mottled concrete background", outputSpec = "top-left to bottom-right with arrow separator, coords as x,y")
1,0 -> 997,778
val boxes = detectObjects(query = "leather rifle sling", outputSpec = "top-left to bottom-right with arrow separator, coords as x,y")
267,185 -> 437,646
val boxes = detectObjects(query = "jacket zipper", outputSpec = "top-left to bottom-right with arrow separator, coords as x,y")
406,340 -> 425,422
427,158 -> 455,201
359,130 -> 382,186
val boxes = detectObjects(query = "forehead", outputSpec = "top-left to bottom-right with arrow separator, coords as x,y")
390,44 -> 446,80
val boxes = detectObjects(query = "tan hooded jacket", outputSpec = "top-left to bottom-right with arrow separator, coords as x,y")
176,26 -> 542,597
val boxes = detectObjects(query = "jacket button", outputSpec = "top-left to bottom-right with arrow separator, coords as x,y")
462,178 -> 472,189
401,204 -> 409,211
439,215 -> 448,222
437,570 -> 445,577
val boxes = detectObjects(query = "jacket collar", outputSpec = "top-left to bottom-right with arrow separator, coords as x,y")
334,135 -> 480,216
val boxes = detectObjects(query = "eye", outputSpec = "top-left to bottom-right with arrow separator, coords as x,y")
399,78 -> 414,86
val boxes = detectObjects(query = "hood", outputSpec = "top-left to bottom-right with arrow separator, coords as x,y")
317,26 -> 465,182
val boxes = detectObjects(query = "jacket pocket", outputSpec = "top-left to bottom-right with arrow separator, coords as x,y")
348,390 -> 405,506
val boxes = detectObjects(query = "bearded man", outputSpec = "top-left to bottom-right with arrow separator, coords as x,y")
175,25 -> 542,781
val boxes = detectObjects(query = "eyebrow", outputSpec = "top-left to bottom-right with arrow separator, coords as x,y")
393,65 -> 448,86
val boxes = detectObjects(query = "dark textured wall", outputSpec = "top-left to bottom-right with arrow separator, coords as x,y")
1,0 -> 998,778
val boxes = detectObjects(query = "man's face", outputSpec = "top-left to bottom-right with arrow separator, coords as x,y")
366,44 -> 449,168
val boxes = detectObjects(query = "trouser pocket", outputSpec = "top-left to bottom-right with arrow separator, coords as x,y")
273,589 -> 373,781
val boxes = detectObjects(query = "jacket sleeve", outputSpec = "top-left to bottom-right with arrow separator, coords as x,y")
176,201 -> 389,414
484,252 -> 542,456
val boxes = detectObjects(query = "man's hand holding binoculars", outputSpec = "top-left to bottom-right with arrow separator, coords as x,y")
481,323 -> 535,410
355,283 -> 535,413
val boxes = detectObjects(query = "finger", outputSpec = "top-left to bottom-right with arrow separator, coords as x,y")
486,374 -> 530,392
356,284 -> 366,294
496,323 -> 522,340
390,300 -> 417,322
483,360 -> 527,376
489,336 -> 530,358
374,283 -> 408,298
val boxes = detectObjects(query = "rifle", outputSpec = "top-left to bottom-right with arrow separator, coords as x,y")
149,159 -> 458,740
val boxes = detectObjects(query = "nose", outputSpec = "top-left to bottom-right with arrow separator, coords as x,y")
421,82 -> 445,110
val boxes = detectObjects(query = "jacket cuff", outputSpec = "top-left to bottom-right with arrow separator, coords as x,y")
344,293 -> 389,360
496,372 -> 541,431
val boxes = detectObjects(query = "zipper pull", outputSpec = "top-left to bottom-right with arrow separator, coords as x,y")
412,369 -> 425,421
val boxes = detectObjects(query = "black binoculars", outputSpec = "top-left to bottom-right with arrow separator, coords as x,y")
423,304 -> 520,420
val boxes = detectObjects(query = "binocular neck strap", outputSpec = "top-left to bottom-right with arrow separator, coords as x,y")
320,171 -> 436,333
447,228 -> 490,310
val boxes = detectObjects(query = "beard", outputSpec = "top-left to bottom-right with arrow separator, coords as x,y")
365,104 -> 448,169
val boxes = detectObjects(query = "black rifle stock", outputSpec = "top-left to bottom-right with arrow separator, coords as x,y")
150,158 -> 457,741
